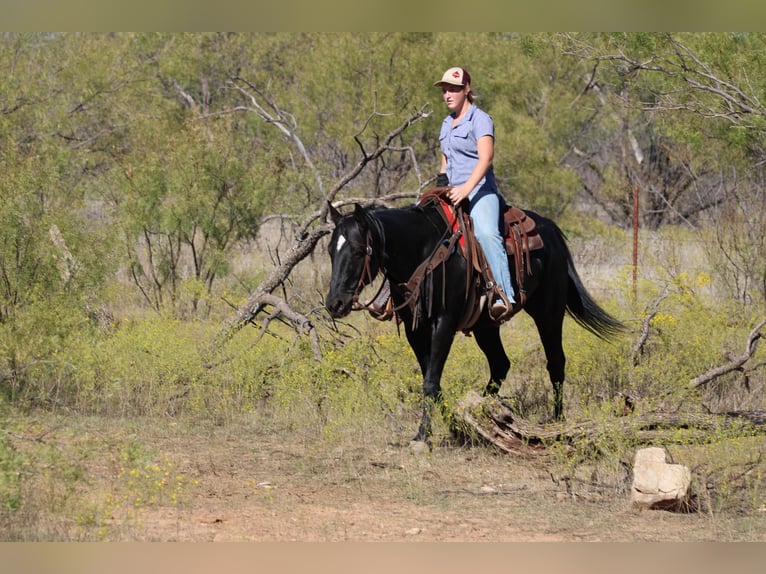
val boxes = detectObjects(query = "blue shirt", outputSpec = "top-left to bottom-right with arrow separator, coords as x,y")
439,104 -> 497,201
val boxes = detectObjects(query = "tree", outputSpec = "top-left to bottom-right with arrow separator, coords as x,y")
552,33 -> 764,229
216,77 -> 432,355
0,33 -> 118,395
556,33 -> 766,304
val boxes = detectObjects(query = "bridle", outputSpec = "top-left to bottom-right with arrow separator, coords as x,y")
346,210 -> 463,324
349,227 -> 388,312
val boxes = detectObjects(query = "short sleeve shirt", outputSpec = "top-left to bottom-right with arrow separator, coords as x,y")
439,104 -> 497,200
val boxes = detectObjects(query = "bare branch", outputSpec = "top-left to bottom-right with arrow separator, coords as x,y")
666,36 -> 763,117
172,79 -> 196,108
216,223 -> 331,344
455,390 -> 766,455
317,104 -> 431,223
560,33 -> 766,126
214,79 -> 431,355
631,288 -> 671,366
251,292 -> 322,361
689,318 -> 766,389
229,76 -> 323,196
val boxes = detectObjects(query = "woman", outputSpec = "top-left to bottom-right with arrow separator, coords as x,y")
434,66 -> 515,321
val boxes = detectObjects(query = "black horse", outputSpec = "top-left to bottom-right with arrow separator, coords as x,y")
325,199 -> 623,444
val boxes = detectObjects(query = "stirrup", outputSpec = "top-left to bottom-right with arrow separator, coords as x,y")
489,289 -> 516,323
489,299 -> 508,321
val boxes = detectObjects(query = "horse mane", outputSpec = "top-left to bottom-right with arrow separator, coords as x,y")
363,200 -> 446,232
362,206 -> 387,257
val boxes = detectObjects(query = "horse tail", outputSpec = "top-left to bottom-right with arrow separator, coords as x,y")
558,229 -> 625,341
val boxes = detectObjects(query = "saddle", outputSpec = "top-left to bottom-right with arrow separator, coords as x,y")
502,204 -> 543,306
368,187 -> 544,331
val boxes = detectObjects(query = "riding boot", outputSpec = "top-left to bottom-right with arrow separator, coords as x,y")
489,287 -> 519,323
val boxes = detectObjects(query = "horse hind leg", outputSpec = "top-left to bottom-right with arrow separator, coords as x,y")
484,379 -> 502,396
546,354 -> 565,421
530,310 -> 567,421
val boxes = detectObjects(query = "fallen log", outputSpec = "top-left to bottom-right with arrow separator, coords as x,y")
453,390 -> 766,455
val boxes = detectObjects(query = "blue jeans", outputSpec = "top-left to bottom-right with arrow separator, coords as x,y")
469,192 -> 515,303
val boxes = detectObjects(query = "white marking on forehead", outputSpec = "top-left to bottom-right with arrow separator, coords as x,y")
335,234 -> 347,252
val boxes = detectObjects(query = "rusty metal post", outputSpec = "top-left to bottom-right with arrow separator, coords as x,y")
632,184 -> 639,303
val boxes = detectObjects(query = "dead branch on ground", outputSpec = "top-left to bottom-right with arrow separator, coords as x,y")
689,317 -> 766,389
454,390 -> 766,456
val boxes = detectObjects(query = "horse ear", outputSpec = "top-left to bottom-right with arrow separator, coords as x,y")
328,201 -> 342,225
353,203 -> 366,224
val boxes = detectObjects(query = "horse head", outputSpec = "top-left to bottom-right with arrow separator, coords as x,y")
325,202 -> 380,318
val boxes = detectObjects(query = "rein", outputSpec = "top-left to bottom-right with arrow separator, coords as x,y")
350,211 -> 460,324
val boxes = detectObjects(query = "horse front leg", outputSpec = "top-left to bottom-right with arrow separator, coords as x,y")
413,389 -> 441,445
408,325 -> 455,447
552,380 -> 564,421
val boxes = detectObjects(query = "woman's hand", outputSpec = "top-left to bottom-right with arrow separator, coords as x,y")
447,183 -> 471,205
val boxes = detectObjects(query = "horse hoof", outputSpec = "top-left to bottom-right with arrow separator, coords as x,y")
483,381 -> 502,396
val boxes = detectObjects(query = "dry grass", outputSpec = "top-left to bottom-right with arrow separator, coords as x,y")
2,407 -> 765,542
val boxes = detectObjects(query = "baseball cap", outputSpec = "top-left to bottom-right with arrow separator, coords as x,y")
434,67 -> 471,87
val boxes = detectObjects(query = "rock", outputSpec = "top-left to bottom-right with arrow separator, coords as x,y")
631,447 -> 692,511
408,440 -> 430,455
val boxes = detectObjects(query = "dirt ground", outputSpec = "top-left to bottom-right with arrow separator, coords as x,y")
78,416 -> 765,543
5,410 -> 766,543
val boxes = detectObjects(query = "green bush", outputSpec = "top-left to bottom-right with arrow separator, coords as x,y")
268,331 -> 423,445
0,294 -> 94,406
0,431 -> 24,511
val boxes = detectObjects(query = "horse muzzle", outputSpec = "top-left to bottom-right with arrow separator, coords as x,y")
325,292 -> 353,318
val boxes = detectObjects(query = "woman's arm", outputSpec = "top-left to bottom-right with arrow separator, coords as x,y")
447,135 -> 494,204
